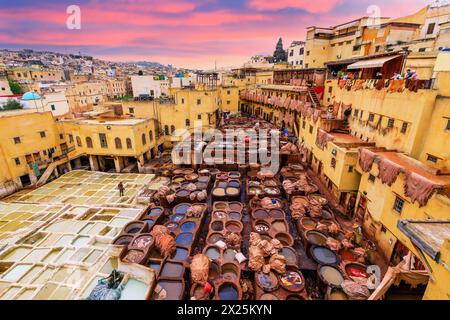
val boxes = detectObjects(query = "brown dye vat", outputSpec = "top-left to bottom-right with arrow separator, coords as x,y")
221,262 -> 240,281
253,209 -> 269,219
176,189 -> 190,198
159,261 -> 185,279
123,221 -> 147,234
269,209 -> 284,219
211,221 -> 224,232
149,247 -> 163,260
274,232 -> 294,247
168,182 -> 181,190
271,220 -> 288,233
209,262 -> 220,281
333,231 -> 346,241
185,173 -> 199,182
260,234 -> 272,242
195,182 -> 208,190
113,234 -> 134,246
318,265 -> 345,288
300,217 -> 317,231
147,259 -> 161,275
305,230 -> 327,246
255,271 -> 279,292
156,280 -> 185,300
254,220 -> 270,234
207,233 -> 225,244
182,168 -> 194,175
225,221 -> 243,234
198,176 -> 210,183
214,202 -> 228,211
229,202 -> 243,212
310,246 -> 339,266
122,249 -> 147,264
321,209 -> 334,220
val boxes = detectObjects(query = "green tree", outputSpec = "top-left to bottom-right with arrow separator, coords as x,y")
1,99 -> 23,111
8,79 -> 22,94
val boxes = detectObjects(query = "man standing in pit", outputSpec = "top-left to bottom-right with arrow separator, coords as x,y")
118,182 -> 125,197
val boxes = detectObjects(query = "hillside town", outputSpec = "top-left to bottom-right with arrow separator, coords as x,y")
0,3 -> 449,301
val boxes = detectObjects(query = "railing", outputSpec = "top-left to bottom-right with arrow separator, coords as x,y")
333,78 -> 433,91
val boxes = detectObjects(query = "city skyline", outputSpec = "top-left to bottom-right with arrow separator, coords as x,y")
0,0 -> 432,69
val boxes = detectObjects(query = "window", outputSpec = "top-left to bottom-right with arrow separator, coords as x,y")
348,166 -> 353,172
149,131 -> 153,141
69,134 -> 74,143
446,119 -> 450,131
331,158 -> 336,168
164,125 -> 169,135
354,109 -> 359,117
309,125 -> 313,134
115,137 -> 122,149
300,47 -> 304,55
427,154 -> 438,163
360,111 -> 363,119
197,114 -> 202,120
76,136 -> 82,147
328,86 -> 332,93
197,99 -> 201,105
387,118 -> 394,128
368,113 -> 374,122
375,46 -> 380,53
418,48 -> 426,52
186,119 -> 190,127
39,131 -> 46,138
227,90 -> 231,95
401,122 -> 408,134
142,133 -> 147,145
393,196 -> 404,213
181,98 -> 185,104
59,133 -> 64,139
306,51 -> 310,56
368,174 -> 376,183
126,138 -> 132,149
426,23 -> 435,35
302,121 -> 306,129
51,104 -> 56,111
14,158 -> 20,165
381,226 -> 387,234
171,125 -> 175,134
129,107 -> 134,114
13,136 -> 21,144
99,133 -> 108,148
227,100 -> 230,105
86,137 -> 93,148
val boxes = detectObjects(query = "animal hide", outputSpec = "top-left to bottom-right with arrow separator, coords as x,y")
358,148 -> 376,172
404,172 -> 442,207
378,158 -> 403,186
315,128 -> 334,150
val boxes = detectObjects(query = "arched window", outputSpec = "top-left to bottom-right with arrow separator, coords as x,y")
126,138 -> 132,149
164,125 -> 169,135
76,136 -> 82,147
171,125 -> 175,134
115,137 -> 122,149
185,119 -> 190,127
149,130 -> 153,141
86,137 -> 93,148
142,133 -> 147,145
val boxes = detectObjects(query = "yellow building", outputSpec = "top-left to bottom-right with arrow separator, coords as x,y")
7,67 -> 65,83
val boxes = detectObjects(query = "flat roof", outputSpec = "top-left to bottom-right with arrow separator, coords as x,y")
65,117 -> 149,126
398,219 -> 450,262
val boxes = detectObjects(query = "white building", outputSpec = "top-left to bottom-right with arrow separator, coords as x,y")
170,74 -> 196,88
287,41 -> 305,67
130,75 -> 170,98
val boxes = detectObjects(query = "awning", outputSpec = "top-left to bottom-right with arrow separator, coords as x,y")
347,55 -> 401,70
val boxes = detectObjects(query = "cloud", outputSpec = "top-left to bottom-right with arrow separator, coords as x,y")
247,0 -> 344,13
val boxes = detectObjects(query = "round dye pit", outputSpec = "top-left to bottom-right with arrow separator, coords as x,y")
123,250 -> 145,264
328,288 -> 349,300
113,235 -> 133,246
339,249 -> 357,262
221,263 -> 239,281
147,261 -> 161,274
214,203 -> 227,210
260,293 -> 279,300
208,262 -> 220,281
271,220 -> 287,233
228,211 -> 241,221
223,249 -> 236,261
280,247 -> 297,266
211,221 -> 224,232
253,209 -> 269,219
213,211 -> 226,220
228,180 -> 240,188
319,265 -> 344,288
269,209 -> 284,219
180,221 -> 196,232
156,280 -> 183,300
225,221 -> 243,233
254,221 -> 270,233
165,222 -> 179,232
212,188 -> 226,197
207,233 -> 224,244
275,232 -> 294,246
345,263 -> 368,278
131,235 -> 153,249
218,284 -> 239,300
300,218 -> 317,231
143,219 -> 155,229
311,246 -> 338,265
176,189 -> 190,197
229,202 -> 242,212
124,221 -> 145,234
279,270 -> 304,292
321,210 -> 333,220
171,214 -> 185,223
174,204 -> 190,215
225,187 -> 240,197
175,233 -> 193,246
256,271 -> 279,292
306,230 -> 327,246
205,246 -> 220,261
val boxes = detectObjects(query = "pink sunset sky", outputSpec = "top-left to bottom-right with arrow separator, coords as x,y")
0,0 -> 433,69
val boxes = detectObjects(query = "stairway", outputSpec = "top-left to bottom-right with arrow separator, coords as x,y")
332,120 -> 351,134
308,87 -> 320,108
35,158 -> 67,187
